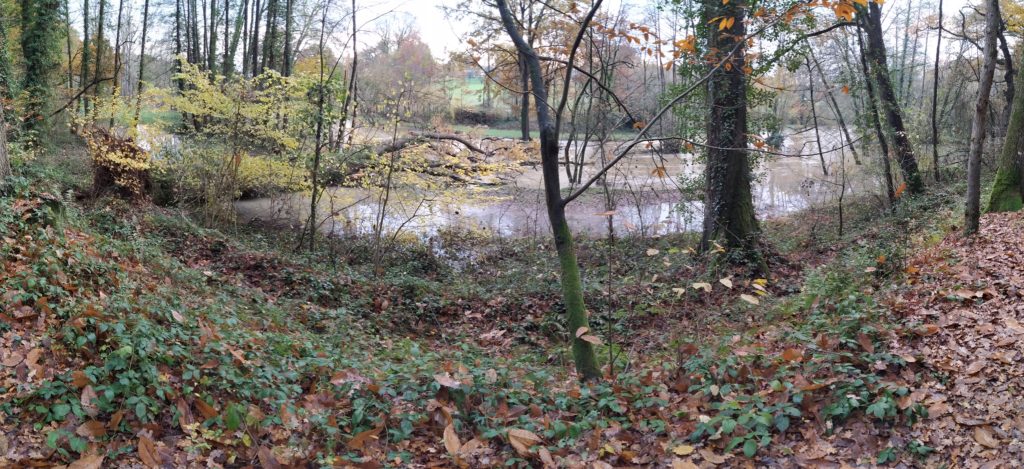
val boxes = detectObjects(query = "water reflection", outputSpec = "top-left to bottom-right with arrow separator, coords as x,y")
235,129 -> 879,239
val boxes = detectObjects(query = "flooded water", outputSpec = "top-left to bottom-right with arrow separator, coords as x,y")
234,129 -> 881,239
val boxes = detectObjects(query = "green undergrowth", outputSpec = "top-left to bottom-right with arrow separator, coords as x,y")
1,150 -> 965,465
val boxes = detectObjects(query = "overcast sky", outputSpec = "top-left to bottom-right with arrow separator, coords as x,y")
364,0 -> 973,60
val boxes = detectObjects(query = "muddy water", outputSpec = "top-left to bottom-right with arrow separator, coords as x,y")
234,130 -> 880,239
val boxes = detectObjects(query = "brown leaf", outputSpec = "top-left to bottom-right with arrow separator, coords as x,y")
348,426 -> 383,449
176,398 -> 194,429
81,385 -> 99,417
699,448 -> 728,464
71,370 -> 91,388
507,428 -> 542,456
974,426 -> 1001,449
965,360 -> 986,375
856,333 -> 875,354
781,348 -> 803,362
195,398 -> 218,420
258,446 -> 282,469
1,352 -> 23,367
68,453 -> 105,469
434,373 -> 461,389
138,436 -> 161,468
75,420 -> 107,438
539,446 -> 556,467
580,334 -> 603,345
672,459 -> 699,469
107,410 -> 125,430
443,423 -> 461,455
575,327 -> 590,338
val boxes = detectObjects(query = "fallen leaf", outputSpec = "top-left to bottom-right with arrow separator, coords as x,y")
965,360 -> 986,375
672,459 -> 699,469
974,426 -> 1000,449
539,446 -> 555,467
76,420 -> 107,438
443,423 -> 461,455
646,248 -> 660,256
781,348 -> 803,362
740,294 -> 760,305
857,333 -> 875,354
507,428 -> 542,456
195,398 -> 218,420
68,453 -> 105,469
138,436 -> 161,468
434,373 -> 461,389
699,448 -> 728,464
719,278 -> 733,289
258,446 -> 282,469
692,282 -> 712,293
580,334 -> 603,345
81,385 -> 99,417
673,444 -> 695,456
348,425 -> 383,449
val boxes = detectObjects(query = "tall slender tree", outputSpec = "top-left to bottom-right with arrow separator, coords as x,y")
21,0 -> 62,133
132,0 -> 151,129
93,0 -> 106,102
859,3 -> 924,195
495,0 -> 601,380
965,0 -> 1000,234
932,0 -> 942,181
701,0 -> 761,259
81,0 -> 91,113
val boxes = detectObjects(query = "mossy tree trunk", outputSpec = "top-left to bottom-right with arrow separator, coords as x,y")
965,0 -> 1000,234
700,0 -> 761,261
861,3 -> 924,195
988,48 -> 1024,213
496,0 -> 601,381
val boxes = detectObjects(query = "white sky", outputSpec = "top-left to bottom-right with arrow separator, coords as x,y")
369,0 -> 974,60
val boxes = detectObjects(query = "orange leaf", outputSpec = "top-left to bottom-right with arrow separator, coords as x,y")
443,423 -> 462,455
76,420 -> 107,438
781,348 -> 803,362
195,398 -> 218,420
138,436 -> 161,468
894,182 -> 908,198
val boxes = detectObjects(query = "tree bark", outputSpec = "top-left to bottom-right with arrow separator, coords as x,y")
996,27 -> 1014,136
807,57 -> 828,176
987,39 -> 1024,212
964,0 -> 1000,234
0,104 -> 10,186
282,0 -> 293,76
809,48 -> 861,165
856,23 -> 896,203
701,0 -> 761,260
495,0 -> 600,381
519,55 -> 530,141
132,0 -> 150,129
861,3 -> 924,195
94,0 -> 106,102
932,0 -> 942,181
81,0 -> 91,113
225,0 -> 247,75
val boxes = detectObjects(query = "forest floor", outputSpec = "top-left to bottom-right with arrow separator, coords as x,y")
1,140 -> 1020,468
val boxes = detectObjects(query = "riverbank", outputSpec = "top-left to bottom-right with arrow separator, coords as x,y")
1,139 -> 977,467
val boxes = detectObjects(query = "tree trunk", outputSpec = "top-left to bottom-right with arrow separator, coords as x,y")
225,0 -> 246,76
208,0 -> 218,72
132,0 -> 150,129
0,104 -> 10,186
987,40 -> 1024,212
964,0 -> 1000,234
809,48 -> 861,165
282,0 -> 293,76
932,0 -> 942,181
518,55 -> 530,141
250,0 -> 261,75
701,0 -> 761,260
262,0 -> 277,73
108,0 -> 124,128
81,0 -> 91,113
861,3 -> 924,195
94,0 -> 106,102
856,27 -> 896,203
495,0 -> 600,381
997,28 -> 1014,136
807,57 -> 828,176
